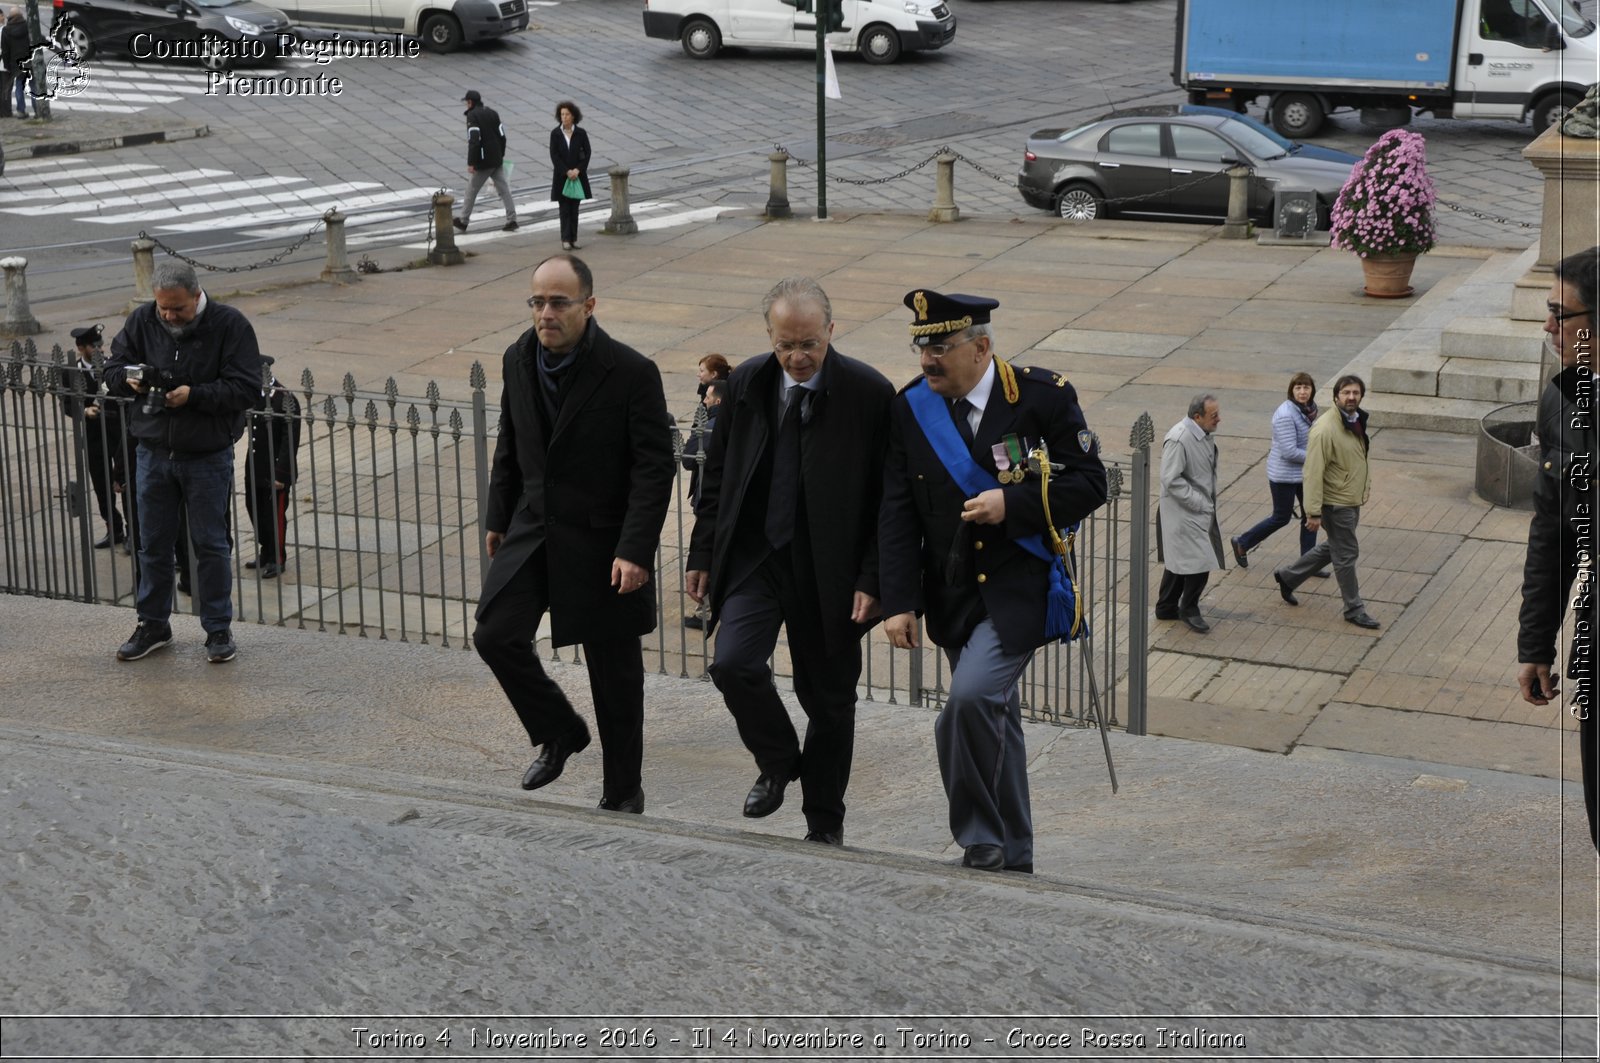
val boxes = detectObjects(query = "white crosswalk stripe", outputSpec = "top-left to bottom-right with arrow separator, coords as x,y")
0,162 -> 167,187
11,169 -> 234,198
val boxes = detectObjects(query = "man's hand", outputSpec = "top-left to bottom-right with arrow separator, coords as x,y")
85,406 -> 99,420
685,569 -> 709,604
164,385 -> 191,408
851,591 -> 881,624
613,558 -> 650,595
468,166 -> 477,174
885,611 -> 918,649
1519,662 -> 1557,706
961,488 -> 1006,525
485,530 -> 503,558
1304,516 -> 1321,533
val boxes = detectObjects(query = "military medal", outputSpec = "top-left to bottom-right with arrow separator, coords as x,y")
994,435 -> 1028,483
991,442 -> 1016,483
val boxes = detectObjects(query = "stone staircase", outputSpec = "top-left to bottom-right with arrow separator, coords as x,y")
1364,246 -> 1550,433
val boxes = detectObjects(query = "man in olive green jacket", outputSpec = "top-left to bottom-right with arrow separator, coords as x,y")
1272,375 -> 1380,630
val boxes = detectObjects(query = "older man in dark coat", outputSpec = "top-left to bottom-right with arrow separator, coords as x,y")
685,276 -> 894,845
474,254 -> 674,814
879,290 -> 1107,874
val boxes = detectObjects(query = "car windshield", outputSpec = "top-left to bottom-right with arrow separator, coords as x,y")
1218,116 -> 1294,159
1553,0 -> 1596,36
189,0 -> 248,8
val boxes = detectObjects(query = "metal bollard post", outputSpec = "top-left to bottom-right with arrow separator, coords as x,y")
320,209 -> 358,285
928,153 -> 960,223
0,256 -> 42,338
429,192 -> 464,266
1221,164 -> 1253,239
131,239 -> 157,303
765,151 -> 792,219
602,166 -> 638,235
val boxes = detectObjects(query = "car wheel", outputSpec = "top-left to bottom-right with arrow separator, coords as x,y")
859,24 -> 900,64
1055,183 -> 1103,222
59,19 -> 94,62
1269,92 -> 1325,138
199,32 -> 231,73
1532,91 -> 1581,133
681,18 -> 720,59
420,13 -> 464,53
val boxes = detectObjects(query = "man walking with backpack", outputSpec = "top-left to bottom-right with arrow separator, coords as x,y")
454,89 -> 518,233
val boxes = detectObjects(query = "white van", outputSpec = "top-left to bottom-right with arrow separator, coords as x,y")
642,0 -> 956,64
287,0 -> 528,51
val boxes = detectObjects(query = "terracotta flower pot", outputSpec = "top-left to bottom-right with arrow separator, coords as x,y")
1360,252 -> 1418,298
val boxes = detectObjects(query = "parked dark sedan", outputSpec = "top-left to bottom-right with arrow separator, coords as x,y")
1017,105 -> 1360,227
54,0 -> 293,71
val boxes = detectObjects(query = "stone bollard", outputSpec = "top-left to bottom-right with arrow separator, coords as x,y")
765,151 -> 792,219
0,257 -> 42,338
602,166 -> 638,235
131,239 -> 156,302
320,209 -> 359,285
430,193 -> 464,266
928,153 -> 960,223
1221,164 -> 1253,239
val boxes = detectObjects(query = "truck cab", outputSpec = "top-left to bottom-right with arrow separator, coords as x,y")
1458,0 -> 1595,127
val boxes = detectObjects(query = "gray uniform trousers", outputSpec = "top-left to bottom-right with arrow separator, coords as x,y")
1276,502 -> 1365,618
937,617 -> 1034,868
462,165 -> 517,223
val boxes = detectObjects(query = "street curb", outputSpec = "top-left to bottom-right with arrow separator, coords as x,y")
6,124 -> 210,159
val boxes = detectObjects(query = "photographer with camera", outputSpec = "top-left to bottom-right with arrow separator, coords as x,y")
103,262 -> 263,664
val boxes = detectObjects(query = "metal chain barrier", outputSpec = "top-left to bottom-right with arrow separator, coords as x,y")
137,219 -> 326,274
1435,198 -> 1539,230
771,142 -> 1242,209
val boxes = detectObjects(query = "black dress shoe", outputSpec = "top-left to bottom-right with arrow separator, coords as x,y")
683,614 -> 704,630
598,788 -> 644,814
1274,571 -> 1299,606
1005,862 -> 1034,874
244,559 -> 259,570
176,580 -> 192,596
258,562 -> 283,579
1345,611 -> 1381,630
94,534 -> 113,550
962,844 -> 1005,871
743,767 -> 798,818
1181,611 -> 1211,634
521,724 -> 592,790
804,829 -> 843,846
1230,535 -> 1249,568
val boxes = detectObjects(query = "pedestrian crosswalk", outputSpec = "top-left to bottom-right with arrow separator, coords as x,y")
47,55 -> 343,114
0,157 -> 436,236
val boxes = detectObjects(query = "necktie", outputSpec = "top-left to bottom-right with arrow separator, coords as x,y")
951,397 -> 976,449
765,385 -> 802,549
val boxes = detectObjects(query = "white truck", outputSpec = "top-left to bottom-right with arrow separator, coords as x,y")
1174,0 -> 1598,136
642,0 -> 956,65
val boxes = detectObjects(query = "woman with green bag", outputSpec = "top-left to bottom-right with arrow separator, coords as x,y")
549,100 -> 592,250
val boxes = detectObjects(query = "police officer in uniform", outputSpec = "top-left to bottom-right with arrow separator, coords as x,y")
61,324 -> 131,553
879,291 -> 1108,873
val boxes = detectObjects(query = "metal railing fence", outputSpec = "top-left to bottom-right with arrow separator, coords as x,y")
2,339 -> 1150,729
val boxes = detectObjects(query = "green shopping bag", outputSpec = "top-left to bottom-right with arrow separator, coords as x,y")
561,176 -> 585,200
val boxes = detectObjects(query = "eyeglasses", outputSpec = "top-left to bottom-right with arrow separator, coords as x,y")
1548,303 -> 1590,323
773,338 -> 825,356
914,335 -> 976,359
527,296 -> 581,311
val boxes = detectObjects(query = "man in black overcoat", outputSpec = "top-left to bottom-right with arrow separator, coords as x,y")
879,290 -> 1107,873
1518,245 -> 1599,850
244,356 -> 301,578
685,277 -> 894,845
474,254 -> 674,814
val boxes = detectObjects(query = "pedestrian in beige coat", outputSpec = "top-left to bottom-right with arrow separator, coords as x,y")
1156,394 -> 1225,633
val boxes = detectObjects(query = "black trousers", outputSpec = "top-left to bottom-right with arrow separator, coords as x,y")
558,195 -> 580,243
245,465 -> 290,565
80,421 -> 127,539
709,549 -> 860,834
473,546 -> 644,802
1156,570 -> 1210,615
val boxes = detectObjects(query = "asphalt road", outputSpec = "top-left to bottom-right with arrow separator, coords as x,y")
2,0 -> 1557,302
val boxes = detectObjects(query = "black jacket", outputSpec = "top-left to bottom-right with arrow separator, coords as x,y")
248,387 -> 302,487
878,362 -> 1109,655
466,104 -> 507,170
549,125 -> 591,200
687,349 -> 894,654
104,298 -> 263,457
0,15 -> 31,75
480,320 -> 674,646
1519,365 -> 1598,676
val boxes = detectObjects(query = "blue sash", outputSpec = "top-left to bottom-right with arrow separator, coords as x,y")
905,380 -> 1085,641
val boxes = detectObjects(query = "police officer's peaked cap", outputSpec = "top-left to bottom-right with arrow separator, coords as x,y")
904,290 -> 1000,344
70,324 -> 104,346
462,89 -> 482,105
